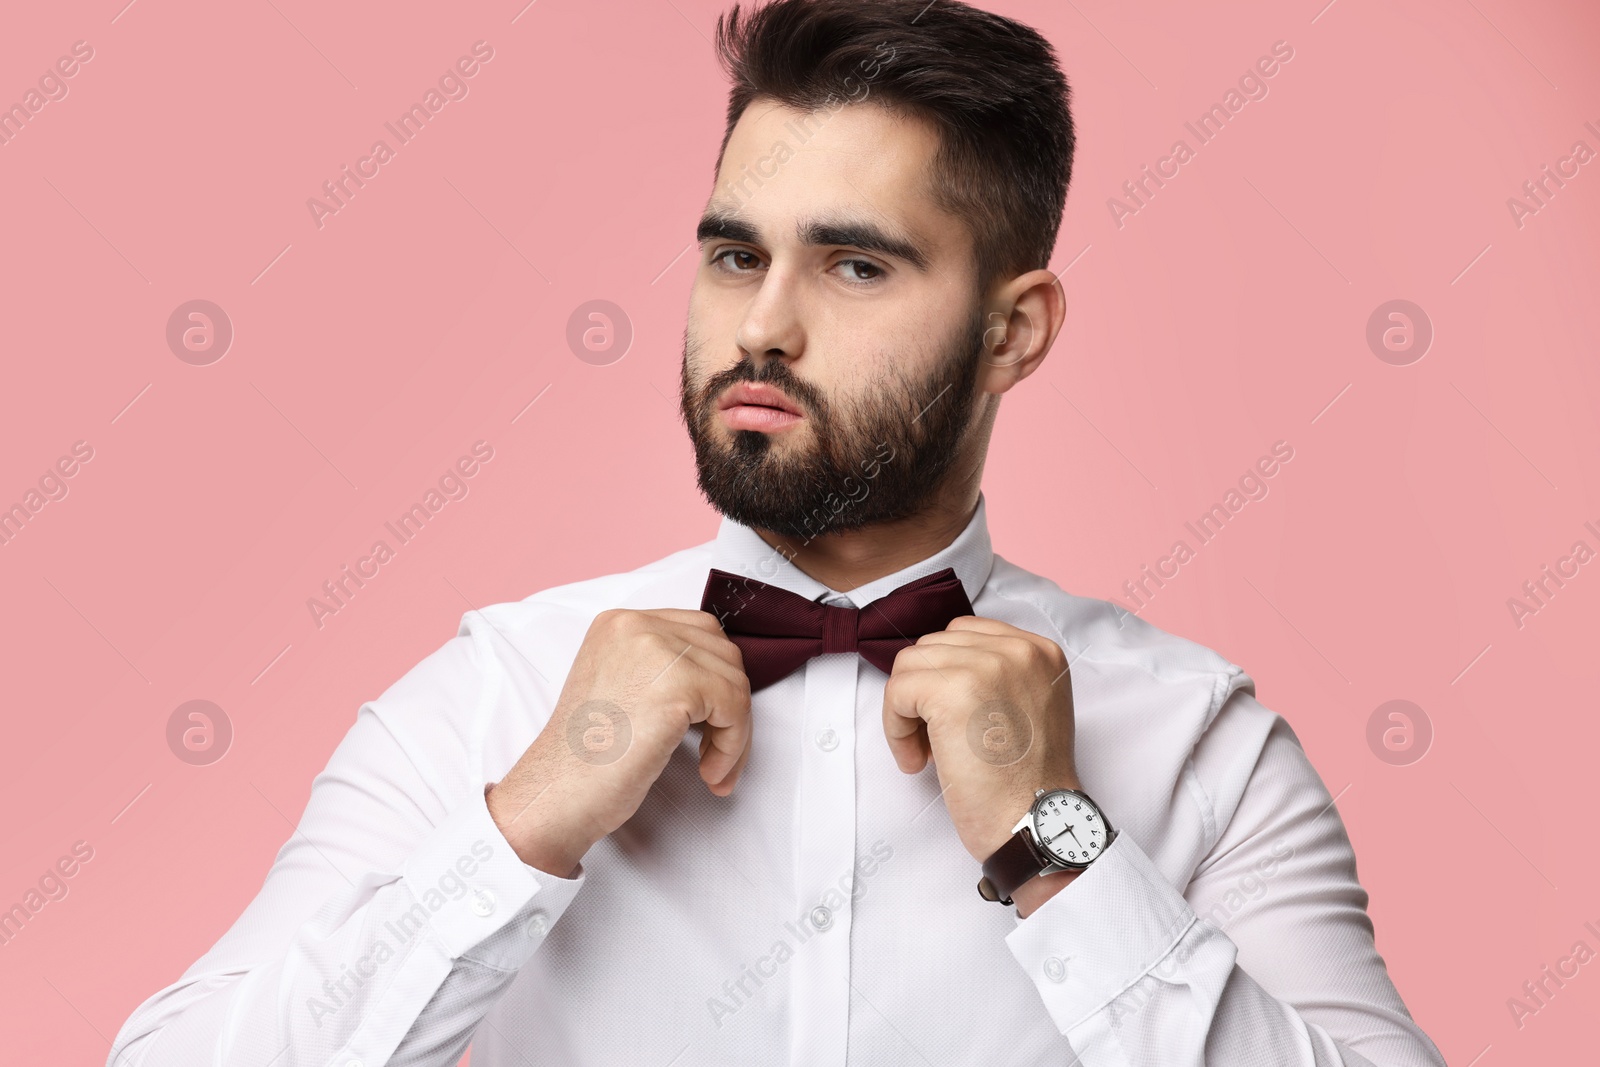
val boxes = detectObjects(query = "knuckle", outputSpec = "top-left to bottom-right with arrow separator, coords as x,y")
596,607 -> 639,636
640,629 -> 675,655
668,693 -> 701,725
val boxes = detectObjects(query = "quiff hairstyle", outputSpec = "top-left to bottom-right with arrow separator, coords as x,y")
712,0 -> 1076,294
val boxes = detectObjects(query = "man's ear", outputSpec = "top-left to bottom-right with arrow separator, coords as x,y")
979,270 -> 1065,395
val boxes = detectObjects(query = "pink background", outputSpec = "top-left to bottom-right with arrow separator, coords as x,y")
2,0 -> 1596,1063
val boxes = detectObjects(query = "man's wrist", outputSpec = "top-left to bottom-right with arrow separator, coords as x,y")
1011,866 -> 1081,918
486,780 -> 590,879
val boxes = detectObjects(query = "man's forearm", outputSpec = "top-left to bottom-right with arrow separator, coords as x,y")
109,785 -> 586,1067
1004,832 -> 1447,1066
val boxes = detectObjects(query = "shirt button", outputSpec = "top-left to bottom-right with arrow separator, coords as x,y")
816,728 -> 839,751
1043,956 -> 1068,982
524,910 -> 549,938
471,888 -> 496,917
810,905 -> 833,931
346,1060 -> 364,1067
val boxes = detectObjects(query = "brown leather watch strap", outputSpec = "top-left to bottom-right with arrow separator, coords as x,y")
977,827 -> 1050,905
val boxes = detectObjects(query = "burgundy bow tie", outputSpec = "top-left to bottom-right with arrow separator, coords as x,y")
699,566 -> 975,692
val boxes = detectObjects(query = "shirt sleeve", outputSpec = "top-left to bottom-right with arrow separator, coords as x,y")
1005,691 -> 1447,1067
105,621 -> 587,1067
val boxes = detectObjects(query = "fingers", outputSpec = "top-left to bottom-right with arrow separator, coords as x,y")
640,606 -> 738,636
884,716 -> 931,774
934,617 -> 1064,662
703,724 -> 753,796
894,632 -> 1064,686
638,608 -> 748,671
697,661 -> 753,786
882,673 -> 933,774
627,609 -> 755,794
880,632 -> 1029,776
657,637 -> 747,694
909,625 -> 1054,658
668,642 -> 752,792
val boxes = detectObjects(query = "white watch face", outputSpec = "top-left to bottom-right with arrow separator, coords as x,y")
1031,789 -> 1106,867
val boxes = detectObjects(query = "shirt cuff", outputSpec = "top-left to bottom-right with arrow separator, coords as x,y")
401,782 -> 586,969
1005,830 -> 1196,1034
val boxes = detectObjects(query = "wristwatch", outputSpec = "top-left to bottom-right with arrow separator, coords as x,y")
977,787 -> 1115,905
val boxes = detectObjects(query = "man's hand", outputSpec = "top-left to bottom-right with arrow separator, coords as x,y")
882,616 -> 1081,887
487,607 -> 752,879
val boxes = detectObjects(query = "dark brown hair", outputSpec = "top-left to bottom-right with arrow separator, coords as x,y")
712,0 -> 1075,295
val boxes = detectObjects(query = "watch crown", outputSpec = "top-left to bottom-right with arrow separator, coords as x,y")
1034,788 -> 1045,797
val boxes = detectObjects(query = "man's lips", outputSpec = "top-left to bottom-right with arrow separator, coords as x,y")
717,382 -> 806,432
717,382 -> 803,415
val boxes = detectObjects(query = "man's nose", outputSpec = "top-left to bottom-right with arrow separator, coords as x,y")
734,265 -> 805,364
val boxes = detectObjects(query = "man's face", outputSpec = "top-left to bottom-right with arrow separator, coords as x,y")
681,99 -> 989,541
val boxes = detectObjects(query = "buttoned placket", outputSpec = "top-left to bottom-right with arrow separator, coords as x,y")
787,590 -> 859,1067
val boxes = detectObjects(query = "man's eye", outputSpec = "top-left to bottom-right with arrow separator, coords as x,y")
835,258 -> 884,284
713,249 -> 763,272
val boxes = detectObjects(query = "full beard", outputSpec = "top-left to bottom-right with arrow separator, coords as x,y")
679,307 -> 986,540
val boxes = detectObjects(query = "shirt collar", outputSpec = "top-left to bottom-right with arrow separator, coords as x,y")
707,490 -> 995,609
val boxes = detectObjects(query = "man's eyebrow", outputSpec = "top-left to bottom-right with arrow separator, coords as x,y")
696,209 -> 931,272
697,210 -> 761,246
802,215 -> 931,271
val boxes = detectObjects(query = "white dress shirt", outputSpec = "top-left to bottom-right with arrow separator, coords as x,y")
108,490 -> 1445,1066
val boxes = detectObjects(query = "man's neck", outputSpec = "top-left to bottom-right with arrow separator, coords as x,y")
751,485 -> 981,595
